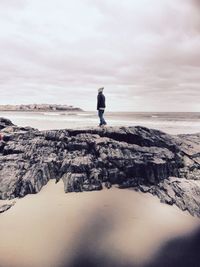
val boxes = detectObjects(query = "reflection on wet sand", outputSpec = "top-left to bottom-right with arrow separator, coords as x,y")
0,181 -> 199,267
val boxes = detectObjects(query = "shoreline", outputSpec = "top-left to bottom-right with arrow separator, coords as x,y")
1,111 -> 200,135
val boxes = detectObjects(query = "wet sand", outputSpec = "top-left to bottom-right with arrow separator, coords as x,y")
0,181 -> 199,267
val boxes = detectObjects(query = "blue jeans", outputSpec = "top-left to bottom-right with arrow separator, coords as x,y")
98,110 -> 106,126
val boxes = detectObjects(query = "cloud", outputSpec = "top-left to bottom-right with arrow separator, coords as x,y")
0,0 -> 199,111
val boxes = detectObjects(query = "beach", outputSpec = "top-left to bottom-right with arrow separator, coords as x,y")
1,0 -> 200,265
0,181 -> 199,267
0,113 -> 200,267
0,111 -> 200,134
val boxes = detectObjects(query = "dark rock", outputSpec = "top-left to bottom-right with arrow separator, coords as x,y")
62,172 -> 87,192
0,117 -> 14,130
139,177 -> 200,216
118,178 -> 139,189
104,182 -> 112,189
0,117 -> 200,216
0,201 -> 15,213
61,155 -> 94,174
82,182 -> 102,191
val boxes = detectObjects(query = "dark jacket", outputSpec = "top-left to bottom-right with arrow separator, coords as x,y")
97,92 -> 106,110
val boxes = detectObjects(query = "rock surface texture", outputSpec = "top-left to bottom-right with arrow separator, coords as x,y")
0,117 -> 200,216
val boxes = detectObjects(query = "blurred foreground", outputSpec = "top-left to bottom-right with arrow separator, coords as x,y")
0,181 -> 199,267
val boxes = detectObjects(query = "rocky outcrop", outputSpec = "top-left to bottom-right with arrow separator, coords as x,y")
134,177 -> 200,216
0,117 -> 200,216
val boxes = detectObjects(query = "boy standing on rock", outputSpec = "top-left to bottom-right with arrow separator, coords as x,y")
97,87 -> 107,127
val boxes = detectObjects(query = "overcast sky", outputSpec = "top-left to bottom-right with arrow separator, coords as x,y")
0,0 -> 199,111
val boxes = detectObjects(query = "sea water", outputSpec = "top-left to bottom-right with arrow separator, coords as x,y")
1,111 -> 200,135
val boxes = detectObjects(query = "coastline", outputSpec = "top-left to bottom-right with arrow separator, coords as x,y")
0,111 -> 200,135
0,109 -> 83,113
0,104 -> 83,112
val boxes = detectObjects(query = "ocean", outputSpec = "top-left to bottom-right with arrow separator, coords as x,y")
1,111 -> 200,135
